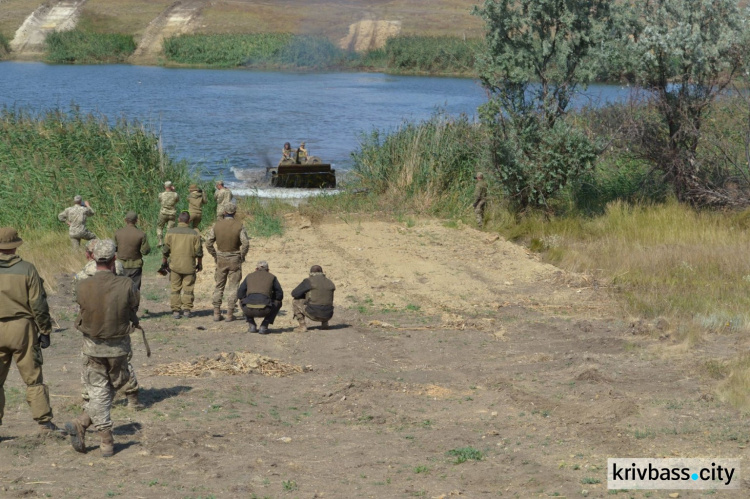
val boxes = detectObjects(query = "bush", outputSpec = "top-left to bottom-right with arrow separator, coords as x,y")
45,30 -> 135,64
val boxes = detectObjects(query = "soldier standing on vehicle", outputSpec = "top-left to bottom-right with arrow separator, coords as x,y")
114,211 -> 150,291
238,261 -> 283,334
0,227 -> 65,437
298,142 -> 308,163
162,212 -> 203,319
214,181 -> 233,220
187,184 -> 208,229
58,195 -> 96,250
473,173 -> 488,228
291,265 -> 335,332
206,203 -> 249,322
157,181 -> 179,247
65,239 -> 140,457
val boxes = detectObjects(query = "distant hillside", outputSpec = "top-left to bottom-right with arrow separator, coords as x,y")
0,0 -> 483,57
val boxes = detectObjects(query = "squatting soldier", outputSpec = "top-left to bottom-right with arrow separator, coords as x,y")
187,184 -> 208,229
157,181 -> 179,247
114,211 -> 151,291
206,203 -> 249,322
66,239 -> 140,457
58,195 -> 96,250
473,173 -> 488,228
0,227 -> 64,437
162,212 -> 203,319
291,265 -> 335,332
214,181 -> 233,220
75,240 -> 141,410
238,260 -> 283,334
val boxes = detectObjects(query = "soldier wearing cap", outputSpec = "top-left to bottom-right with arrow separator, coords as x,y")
473,173 -> 488,228
157,181 -> 179,247
0,227 -> 64,437
298,142 -> 308,163
237,261 -> 283,334
162,212 -> 203,319
291,265 -> 336,332
58,195 -> 96,250
206,203 -> 249,322
74,240 -> 141,410
187,184 -> 208,229
66,239 -> 139,457
114,211 -> 151,291
214,181 -> 233,220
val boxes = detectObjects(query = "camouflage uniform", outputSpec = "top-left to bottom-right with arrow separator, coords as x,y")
0,231 -> 55,428
163,223 -> 203,313
473,177 -> 488,227
298,144 -> 308,163
58,204 -> 96,249
74,258 -> 139,405
157,190 -> 179,246
187,187 -> 208,229
206,209 -> 249,320
291,271 -> 336,330
214,187 -> 233,219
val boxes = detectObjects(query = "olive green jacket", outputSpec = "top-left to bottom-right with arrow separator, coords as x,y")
163,223 -> 203,274
0,253 -> 52,335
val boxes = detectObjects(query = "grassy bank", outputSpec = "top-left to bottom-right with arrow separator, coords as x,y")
0,33 -> 9,60
362,36 -> 480,75
45,30 -> 135,64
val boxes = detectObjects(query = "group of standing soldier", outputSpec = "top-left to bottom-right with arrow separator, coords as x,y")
0,179 -> 337,458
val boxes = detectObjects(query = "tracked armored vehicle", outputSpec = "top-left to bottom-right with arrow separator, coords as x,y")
266,155 -> 336,188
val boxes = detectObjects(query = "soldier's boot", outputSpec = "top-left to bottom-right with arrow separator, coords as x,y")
65,414 -> 92,453
213,307 -> 223,322
296,318 -> 307,333
127,392 -> 144,411
247,319 -> 258,333
99,430 -> 114,458
226,307 -> 235,322
259,321 -> 270,335
321,320 -> 330,330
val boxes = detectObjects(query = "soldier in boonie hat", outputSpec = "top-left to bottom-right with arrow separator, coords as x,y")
0,227 -> 23,249
92,239 -> 117,263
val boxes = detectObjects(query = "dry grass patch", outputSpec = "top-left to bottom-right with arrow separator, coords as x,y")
718,353 -> 750,411
79,0 -> 172,37
16,230 -> 86,293
152,351 -> 310,377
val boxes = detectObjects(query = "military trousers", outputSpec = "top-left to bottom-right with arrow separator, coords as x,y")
70,230 -> 97,250
293,299 -> 330,323
474,200 -> 486,227
157,212 -> 176,245
0,318 -> 53,425
82,355 -> 130,431
80,351 -> 139,400
170,271 -> 196,311
189,211 -> 202,229
212,255 -> 242,310
122,267 -> 143,291
241,302 -> 281,325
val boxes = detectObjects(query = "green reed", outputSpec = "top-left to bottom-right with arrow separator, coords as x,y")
45,30 -> 135,64
163,33 -> 295,67
0,107 -> 214,235
363,36 -> 480,75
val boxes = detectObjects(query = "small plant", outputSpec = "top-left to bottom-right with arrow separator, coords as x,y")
414,465 -> 429,473
282,480 -> 298,491
581,477 -> 601,484
446,446 -> 483,464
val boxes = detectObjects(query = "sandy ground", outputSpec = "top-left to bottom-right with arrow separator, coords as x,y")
0,214 -> 748,498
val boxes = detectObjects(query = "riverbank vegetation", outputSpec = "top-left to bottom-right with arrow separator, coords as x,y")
0,34 -> 9,60
45,30 -> 136,64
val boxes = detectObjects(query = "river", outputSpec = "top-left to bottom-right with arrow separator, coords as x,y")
0,62 -> 631,196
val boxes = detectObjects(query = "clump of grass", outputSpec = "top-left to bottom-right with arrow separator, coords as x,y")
0,33 -> 9,60
45,30 -> 136,63
238,197 -> 290,238
446,446 -> 483,464
718,354 -> 750,411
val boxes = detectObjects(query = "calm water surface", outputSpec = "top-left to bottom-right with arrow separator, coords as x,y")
0,62 -> 630,194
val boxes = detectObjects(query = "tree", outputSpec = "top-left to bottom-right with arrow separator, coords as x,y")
621,0 -> 750,206
473,0 -> 611,210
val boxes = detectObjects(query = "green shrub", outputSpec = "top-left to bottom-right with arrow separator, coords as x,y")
379,35 -> 480,74
45,30 -> 135,64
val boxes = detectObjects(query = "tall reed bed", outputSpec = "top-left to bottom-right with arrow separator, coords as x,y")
45,30 -> 135,63
372,35 -> 480,74
0,107 -> 214,237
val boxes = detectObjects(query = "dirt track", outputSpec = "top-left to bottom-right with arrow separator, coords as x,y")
0,215 -> 748,498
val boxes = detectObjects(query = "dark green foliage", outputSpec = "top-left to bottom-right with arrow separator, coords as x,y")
378,36 -> 480,74
0,33 -> 9,60
0,107 -> 214,234
45,30 -> 135,64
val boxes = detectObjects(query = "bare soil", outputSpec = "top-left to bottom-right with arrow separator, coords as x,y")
1,215 -> 748,498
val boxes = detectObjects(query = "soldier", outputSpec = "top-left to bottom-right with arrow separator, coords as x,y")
114,211 -> 150,291
187,184 -> 208,229
206,203 -> 249,322
473,173 -> 488,228
162,212 -> 203,319
157,180 -> 179,247
58,195 -> 96,250
281,142 -> 295,163
0,227 -> 64,437
75,240 -> 141,410
298,142 -> 308,163
291,265 -> 335,332
65,240 -> 139,457
237,261 -> 283,334
214,181 -> 233,220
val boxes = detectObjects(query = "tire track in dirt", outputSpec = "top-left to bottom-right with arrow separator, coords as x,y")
130,0 -> 208,62
9,0 -> 88,56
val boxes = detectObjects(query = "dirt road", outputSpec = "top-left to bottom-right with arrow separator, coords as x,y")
0,215 -> 747,498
